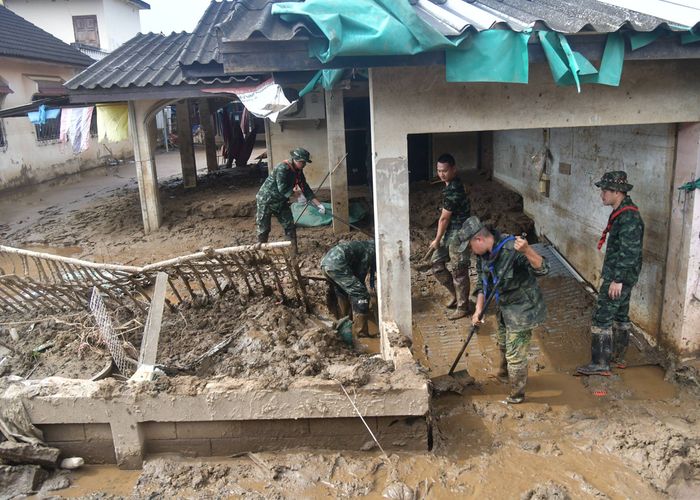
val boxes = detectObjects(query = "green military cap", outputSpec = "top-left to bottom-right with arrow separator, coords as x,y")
595,171 -> 633,192
290,147 -> 312,163
457,215 -> 484,253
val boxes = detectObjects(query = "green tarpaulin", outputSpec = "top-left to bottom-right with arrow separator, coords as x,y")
291,200 -> 369,228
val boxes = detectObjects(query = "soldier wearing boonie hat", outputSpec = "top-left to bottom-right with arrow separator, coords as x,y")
254,147 -> 325,255
577,171 -> 644,376
457,215 -> 549,404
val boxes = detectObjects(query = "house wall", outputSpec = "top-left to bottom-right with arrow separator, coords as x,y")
6,0 -> 141,51
267,119 -> 329,190
491,125 -> 675,335
369,60 -> 700,353
0,57 -> 131,191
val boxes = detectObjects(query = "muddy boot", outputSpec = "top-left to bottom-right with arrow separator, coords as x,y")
432,262 -> 457,309
496,346 -> 508,383
447,267 -> 471,320
351,312 -> 369,346
284,227 -> 298,257
257,231 -> 270,244
506,365 -> 528,404
612,321 -> 631,369
576,326 -> 612,376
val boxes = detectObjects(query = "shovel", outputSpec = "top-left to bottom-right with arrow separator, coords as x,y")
412,247 -> 435,272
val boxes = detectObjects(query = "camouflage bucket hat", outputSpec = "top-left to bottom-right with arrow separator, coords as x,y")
290,147 -> 312,163
595,171 -> 632,192
457,215 -> 484,253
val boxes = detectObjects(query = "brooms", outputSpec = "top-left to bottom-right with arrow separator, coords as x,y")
432,243 -> 520,395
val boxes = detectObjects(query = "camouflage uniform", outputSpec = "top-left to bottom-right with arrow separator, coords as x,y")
431,177 -> 471,315
321,240 -> 376,342
255,159 -> 315,240
473,231 -> 549,375
578,171 -> 644,375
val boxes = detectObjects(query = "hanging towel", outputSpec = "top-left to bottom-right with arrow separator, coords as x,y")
27,104 -> 60,125
59,106 -> 94,154
96,103 -> 128,143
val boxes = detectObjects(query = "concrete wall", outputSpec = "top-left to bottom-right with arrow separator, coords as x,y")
0,57 -> 132,191
267,118 -> 329,190
369,60 -> 700,351
6,0 -> 141,51
491,125 -> 675,334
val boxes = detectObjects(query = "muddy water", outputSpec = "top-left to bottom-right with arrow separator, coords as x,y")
40,465 -> 140,498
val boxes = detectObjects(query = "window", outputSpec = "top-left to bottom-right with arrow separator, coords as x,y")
73,15 -> 100,48
34,112 -> 61,143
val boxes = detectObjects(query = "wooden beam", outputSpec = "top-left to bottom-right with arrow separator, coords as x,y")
198,98 -> 219,172
176,99 -> 197,189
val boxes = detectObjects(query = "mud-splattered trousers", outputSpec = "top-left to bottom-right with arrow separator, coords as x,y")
474,234 -> 549,369
255,161 -> 315,237
321,241 -> 376,313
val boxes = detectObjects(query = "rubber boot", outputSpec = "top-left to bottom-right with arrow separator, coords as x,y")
612,321 -> 631,369
351,312 -> 369,346
506,365 -> 528,404
447,267 -> 471,320
496,345 -> 508,383
431,262 -> 457,309
576,326 -> 613,376
284,227 -> 298,257
257,231 -> 270,244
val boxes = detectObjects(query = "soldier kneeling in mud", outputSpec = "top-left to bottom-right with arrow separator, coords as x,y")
458,216 -> 549,404
321,240 -> 376,348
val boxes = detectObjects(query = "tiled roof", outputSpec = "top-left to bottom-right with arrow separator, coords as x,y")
216,0 -> 320,43
179,0 -> 236,66
0,6 -> 94,67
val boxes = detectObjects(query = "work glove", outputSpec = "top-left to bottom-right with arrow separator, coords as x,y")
316,204 -> 326,215
297,193 -> 307,204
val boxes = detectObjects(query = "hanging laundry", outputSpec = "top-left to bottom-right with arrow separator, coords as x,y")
95,103 -> 128,143
59,106 -> 94,154
27,104 -> 59,125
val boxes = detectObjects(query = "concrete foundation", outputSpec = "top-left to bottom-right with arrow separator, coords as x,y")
1,345 -> 430,469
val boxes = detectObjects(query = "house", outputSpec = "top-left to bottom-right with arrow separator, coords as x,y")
0,5 -> 132,191
64,0 -> 700,361
4,0 -> 150,60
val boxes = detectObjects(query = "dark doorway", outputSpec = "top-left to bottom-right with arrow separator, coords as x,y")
407,133 -> 432,182
344,97 -> 371,186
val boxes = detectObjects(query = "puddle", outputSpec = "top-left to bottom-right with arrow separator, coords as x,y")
30,465 -> 140,498
619,365 -> 677,400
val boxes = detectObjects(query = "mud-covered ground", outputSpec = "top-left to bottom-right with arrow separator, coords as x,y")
1,157 -> 699,498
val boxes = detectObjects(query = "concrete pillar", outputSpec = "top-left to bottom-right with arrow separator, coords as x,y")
176,100 -> 197,188
661,123 -> 700,356
325,89 -> 349,233
110,416 -> 144,469
198,98 -> 218,172
369,69 -> 413,354
128,100 -> 162,234
265,119 -> 274,174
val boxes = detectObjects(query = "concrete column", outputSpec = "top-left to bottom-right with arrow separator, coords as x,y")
128,100 -> 162,234
325,89 -> 349,233
369,70 -> 413,354
661,123 -> 700,356
198,98 -> 218,172
176,100 -> 197,188
110,415 -> 145,469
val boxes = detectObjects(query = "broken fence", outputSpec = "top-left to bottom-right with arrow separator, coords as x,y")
0,242 -> 308,316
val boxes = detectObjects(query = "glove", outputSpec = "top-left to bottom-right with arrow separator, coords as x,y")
297,193 -> 307,204
316,204 -> 326,215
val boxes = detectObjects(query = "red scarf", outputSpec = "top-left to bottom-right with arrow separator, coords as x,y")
285,160 -> 304,190
597,206 -> 639,250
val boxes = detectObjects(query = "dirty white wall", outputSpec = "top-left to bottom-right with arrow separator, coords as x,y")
267,119 -> 329,193
491,125 -> 675,335
369,60 -> 700,352
0,58 -> 131,192
6,0 -> 141,51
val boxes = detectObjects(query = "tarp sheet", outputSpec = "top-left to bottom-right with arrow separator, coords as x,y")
291,200 -> 368,228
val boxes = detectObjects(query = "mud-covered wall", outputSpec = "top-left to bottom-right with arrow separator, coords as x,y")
491,126 -> 675,336
0,58 -> 132,193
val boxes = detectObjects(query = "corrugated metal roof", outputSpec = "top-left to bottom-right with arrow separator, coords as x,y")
0,6 -> 94,67
66,31 -> 256,90
412,0 -> 700,36
179,0 -> 236,66
217,0 -> 321,43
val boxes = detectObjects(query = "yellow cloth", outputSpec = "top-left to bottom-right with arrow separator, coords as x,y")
96,103 -> 129,143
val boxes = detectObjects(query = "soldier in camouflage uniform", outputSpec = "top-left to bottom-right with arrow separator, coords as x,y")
429,153 -> 472,320
458,216 -> 549,404
321,240 -> 376,347
255,147 -> 325,255
577,171 -> 644,376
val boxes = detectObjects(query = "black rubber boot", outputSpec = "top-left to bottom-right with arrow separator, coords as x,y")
496,345 -> 508,383
257,231 -> 270,244
612,321 -> 631,368
284,227 -> 298,257
431,262 -> 457,308
576,326 -> 613,376
506,365 -> 528,404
